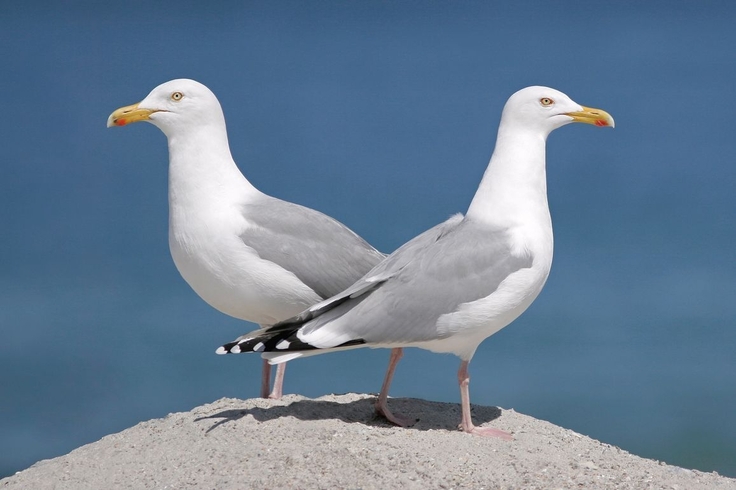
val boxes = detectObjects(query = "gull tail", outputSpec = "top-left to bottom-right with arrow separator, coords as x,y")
215,325 -> 365,362
217,269 -> 378,362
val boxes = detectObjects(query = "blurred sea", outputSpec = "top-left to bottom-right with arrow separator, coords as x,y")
1,1 -> 735,479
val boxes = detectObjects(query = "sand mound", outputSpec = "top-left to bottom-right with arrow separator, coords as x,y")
2,393 -> 734,489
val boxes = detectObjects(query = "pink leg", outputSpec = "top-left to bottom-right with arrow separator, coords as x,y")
375,348 -> 416,427
458,360 -> 512,439
269,363 -> 286,399
260,359 -> 271,399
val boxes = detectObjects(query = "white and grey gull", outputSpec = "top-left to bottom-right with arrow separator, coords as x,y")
107,79 -> 385,399
217,86 -> 614,436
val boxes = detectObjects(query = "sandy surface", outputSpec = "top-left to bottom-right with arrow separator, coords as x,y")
2,393 -> 734,490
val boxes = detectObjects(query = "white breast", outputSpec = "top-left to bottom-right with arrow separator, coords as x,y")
168,202 -> 321,326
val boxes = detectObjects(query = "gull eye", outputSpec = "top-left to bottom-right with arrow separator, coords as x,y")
540,97 -> 553,106
171,92 -> 184,101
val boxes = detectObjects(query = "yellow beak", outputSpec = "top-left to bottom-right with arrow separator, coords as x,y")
565,106 -> 615,128
106,102 -> 161,128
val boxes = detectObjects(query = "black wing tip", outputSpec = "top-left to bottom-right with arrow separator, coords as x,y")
215,342 -> 239,355
216,334 -> 366,356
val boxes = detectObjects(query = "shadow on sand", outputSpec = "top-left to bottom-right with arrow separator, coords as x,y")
194,395 -> 503,435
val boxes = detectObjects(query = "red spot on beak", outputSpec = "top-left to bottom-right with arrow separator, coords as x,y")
595,119 -> 607,127
116,119 -> 127,126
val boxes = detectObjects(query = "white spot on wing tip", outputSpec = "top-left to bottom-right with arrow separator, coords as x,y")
276,339 -> 290,350
253,342 -> 265,352
215,346 -> 227,355
231,345 -> 242,354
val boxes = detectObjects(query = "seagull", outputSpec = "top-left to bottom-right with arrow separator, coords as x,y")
107,79 -> 385,399
217,86 -> 614,436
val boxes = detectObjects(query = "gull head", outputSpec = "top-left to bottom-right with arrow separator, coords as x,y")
501,86 -> 614,136
106,79 -> 225,136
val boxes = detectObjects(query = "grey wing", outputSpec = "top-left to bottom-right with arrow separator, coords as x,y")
241,197 -> 385,299
298,216 -> 534,346
281,213 -> 467,326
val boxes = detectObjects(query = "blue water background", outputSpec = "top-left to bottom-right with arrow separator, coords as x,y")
1,1 -> 735,478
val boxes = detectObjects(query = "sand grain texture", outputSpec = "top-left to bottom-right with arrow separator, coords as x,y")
2,393 -> 734,489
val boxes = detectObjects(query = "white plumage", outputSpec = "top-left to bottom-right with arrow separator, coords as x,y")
108,79 -> 384,398
219,86 -> 614,434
